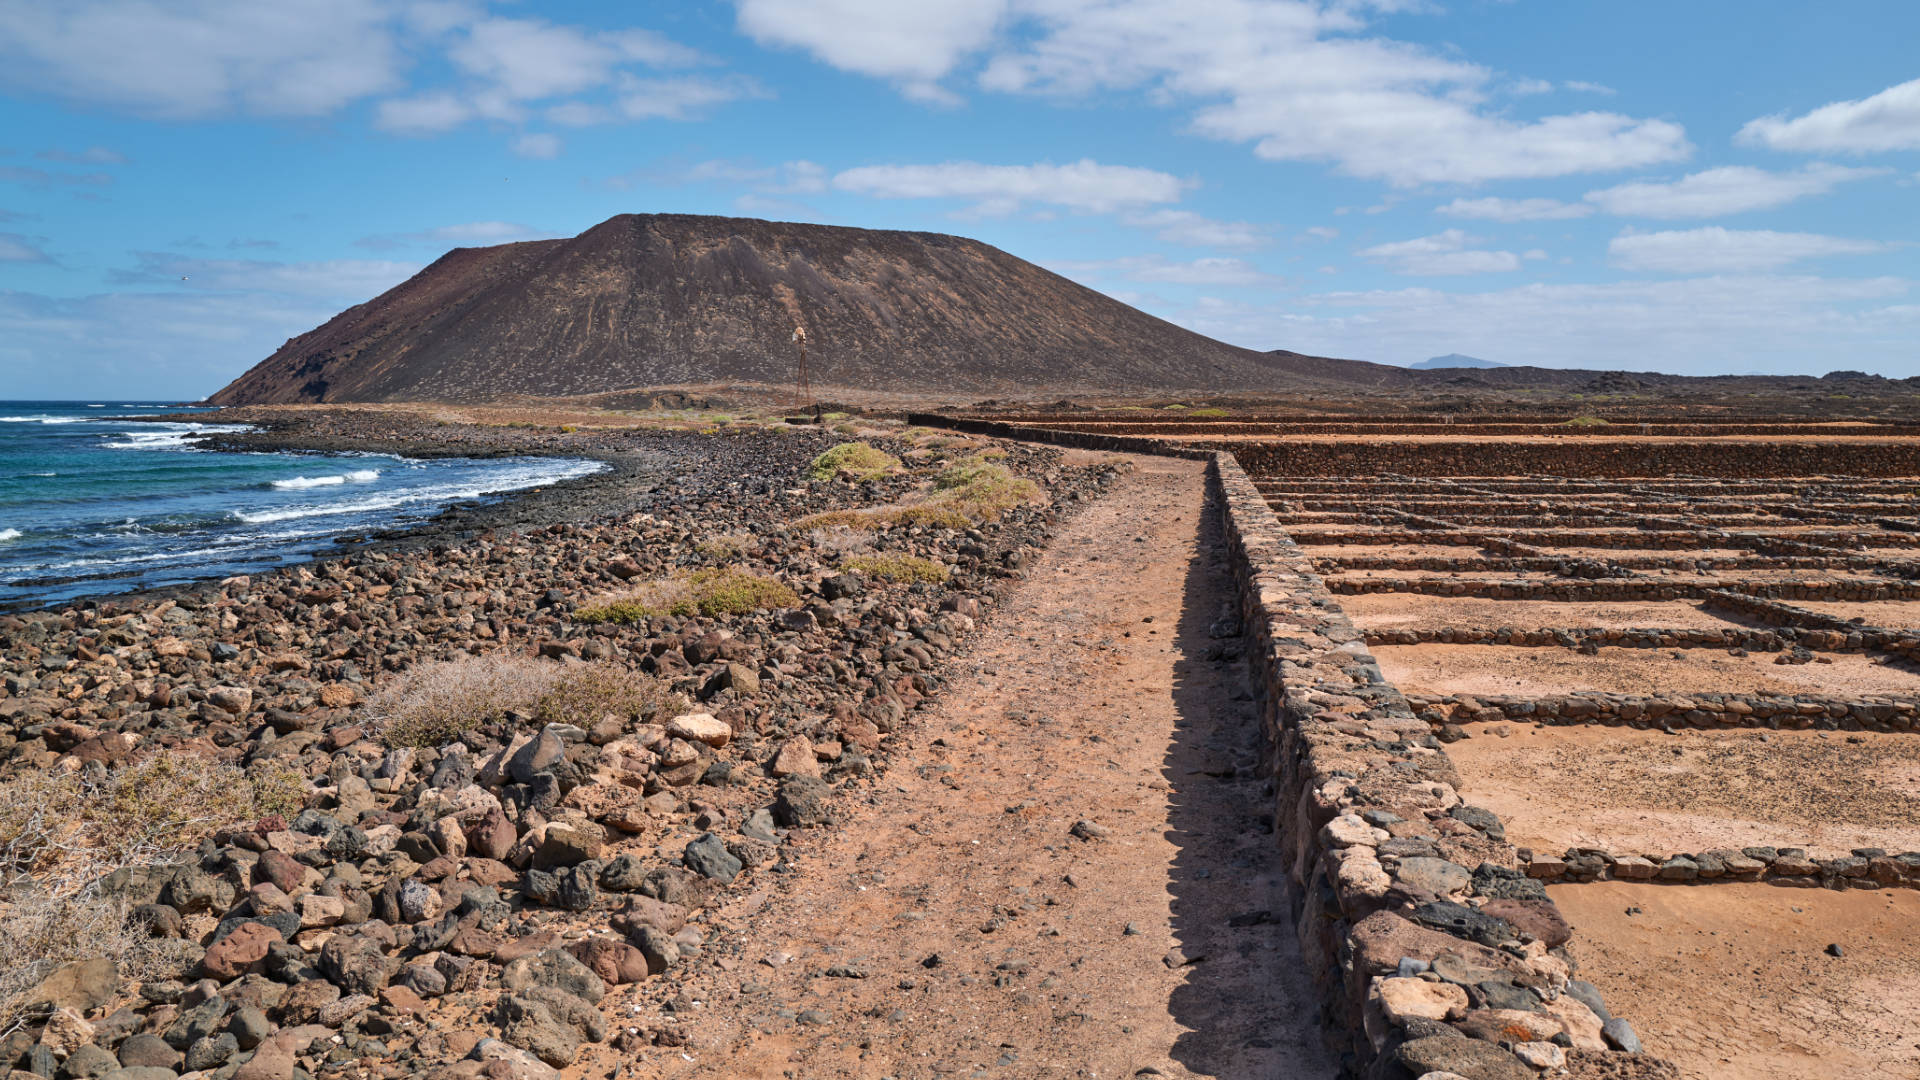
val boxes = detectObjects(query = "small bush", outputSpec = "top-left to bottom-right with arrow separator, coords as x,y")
366,653 -> 562,747
1561,415 -> 1610,427
930,459 -> 1041,520
697,532 -> 757,560
809,525 -> 873,558
685,567 -> 799,615
843,554 -> 949,584
833,423 -> 858,435
577,567 -> 798,622
810,443 -> 899,481
793,502 -> 971,533
1186,407 -> 1228,418
535,662 -> 687,728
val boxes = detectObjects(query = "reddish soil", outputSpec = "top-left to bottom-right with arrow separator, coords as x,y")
1554,882 -> 1920,1080
604,457 -> 1336,1079
1446,723 -> 1920,858
1337,595 -> 1752,632
1790,599 -> 1920,628
1373,642 -> 1920,698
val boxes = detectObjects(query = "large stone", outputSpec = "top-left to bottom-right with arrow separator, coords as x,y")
1375,977 -> 1467,1023
1347,911 -> 1530,981
468,1037 -> 560,1080
1478,899 -> 1572,948
23,959 -> 117,1014
666,713 -> 732,748
1394,1035 -> 1533,1080
564,939 -> 649,985
1394,858 -> 1472,898
682,833 -> 742,884
201,922 -> 276,980
39,1007 -> 95,1056
532,823 -> 605,869
772,775 -> 831,827
500,949 -> 604,1005
767,736 -> 820,779
507,727 -> 567,785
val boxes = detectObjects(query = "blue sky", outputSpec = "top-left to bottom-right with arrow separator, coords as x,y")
2,1 -> 1918,399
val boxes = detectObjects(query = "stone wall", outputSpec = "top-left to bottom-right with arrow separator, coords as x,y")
911,415 -> 1662,1076
1217,439 -> 1920,478
1409,690 -> 1920,732
1327,576 -> 1920,602
1210,455 -> 1650,1076
1366,626 -> 1790,652
1521,845 -> 1920,891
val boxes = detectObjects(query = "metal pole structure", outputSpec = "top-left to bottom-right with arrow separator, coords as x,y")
791,325 -> 817,421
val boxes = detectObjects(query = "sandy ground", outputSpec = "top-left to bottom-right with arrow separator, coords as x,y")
1338,595 -> 1753,632
1553,882 -> 1920,1080
1790,599 -> 1920,628
1374,642 -> 1920,698
611,457 -> 1336,1079
1446,723 -> 1920,858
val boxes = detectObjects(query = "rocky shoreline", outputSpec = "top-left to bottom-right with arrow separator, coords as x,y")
0,409 -> 1127,1080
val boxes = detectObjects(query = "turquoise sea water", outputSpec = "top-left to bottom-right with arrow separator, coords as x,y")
0,401 -> 605,609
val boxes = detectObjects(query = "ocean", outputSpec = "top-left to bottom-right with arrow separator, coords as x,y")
0,401 -> 607,610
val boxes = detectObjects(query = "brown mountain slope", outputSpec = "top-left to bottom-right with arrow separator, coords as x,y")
209,213 -> 1414,404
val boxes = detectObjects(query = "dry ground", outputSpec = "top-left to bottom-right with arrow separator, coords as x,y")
1373,642 -> 1920,698
588,457 -> 1335,1079
1447,723 -> 1920,858
1554,882 -> 1920,1080
1337,595 -> 1757,633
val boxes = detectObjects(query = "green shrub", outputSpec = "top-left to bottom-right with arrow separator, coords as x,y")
810,443 -> 899,481
843,554 -> 949,584
930,458 -> 1041,520
1186,407 -> 1228,418
1561,415 -> 1610,427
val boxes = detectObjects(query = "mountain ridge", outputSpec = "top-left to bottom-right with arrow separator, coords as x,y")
209,213 -> 1411,404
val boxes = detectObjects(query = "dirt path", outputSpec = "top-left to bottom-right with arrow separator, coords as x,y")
618,456 -> 1334,1079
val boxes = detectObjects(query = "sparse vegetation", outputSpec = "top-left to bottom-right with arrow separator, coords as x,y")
810,442 -> 899,481
843,553 -> 949,584
366,652 -> 563,747
697,531 -> 757,560
1186,407 -> 1228,418
576,567 -> 799,623
930,458 -> 1042,519
535,661 -> 687,728
1561,416 -> 1610,427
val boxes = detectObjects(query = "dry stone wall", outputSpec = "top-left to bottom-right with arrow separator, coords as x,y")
908,415 -> 1663,1077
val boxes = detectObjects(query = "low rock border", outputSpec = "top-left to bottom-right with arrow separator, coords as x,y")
909,415 -> 1662,1079
1522,845 -> 1920,890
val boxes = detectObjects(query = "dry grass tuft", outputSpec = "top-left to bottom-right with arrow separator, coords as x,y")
366,652 -> 563,748
576,567 -> 799,623
535,662 -> 688,728
0,754 -> 295,1033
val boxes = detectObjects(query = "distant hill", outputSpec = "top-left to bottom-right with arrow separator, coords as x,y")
208,213 -> 1409,404
1411,354 -> 1508,370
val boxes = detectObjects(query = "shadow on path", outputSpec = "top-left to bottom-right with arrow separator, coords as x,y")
1162,487 -> 1335,1077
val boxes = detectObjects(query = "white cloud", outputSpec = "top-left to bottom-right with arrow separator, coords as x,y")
1051,254 -> 1278,287
511,132 -> 561,159
1437,196 -> 1592,222
447,18 -> 699,103
355,221 -> 556,252
0,233 -> 51,262
831,159 -> 1187,214
1584,163 -> 1886,219
1565,81 -> 1615,96
0,0 -> 408,118
614,75 -> 766,120
1170,274 -> 1920,376
734,0 -> 1004,99
1303,226 -> 1339,240
35,146 -> 127,165
1738,77 -> 1920,153
1358,229 -> 1520,275
113,252 -> 422,298
1120,209 -> 1269,249
1608,227 -> 1887,273
374,92 -> 473,135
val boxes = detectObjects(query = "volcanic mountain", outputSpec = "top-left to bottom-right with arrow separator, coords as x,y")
209,213 -> 1413,404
